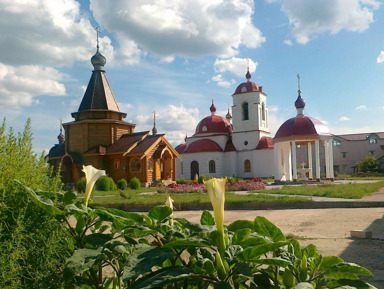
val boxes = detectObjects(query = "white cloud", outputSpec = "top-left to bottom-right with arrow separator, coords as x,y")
355,105 -> 367,110
339,116 -> 351,121
377,51 -> 384,63
0,63 -> 66,107
284,39 -> 293,46
134,104 -> 201,144
281,0 -> 380,44
0,0 -> 113,67
90,0 -> 265,61
211,74 -> 236,87
214,58 -> 258,77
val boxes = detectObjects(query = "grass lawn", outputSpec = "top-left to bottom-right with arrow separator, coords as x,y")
88,191 -> 311,206
256,181 -> 384,199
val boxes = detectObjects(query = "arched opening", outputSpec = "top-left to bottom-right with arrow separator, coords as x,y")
209,160 -> 216,173
61,156 -> 73,183
190,161 -> 199,180
262,103 -> 266,121
244,159 -> 251,172
242,102 -> 249,120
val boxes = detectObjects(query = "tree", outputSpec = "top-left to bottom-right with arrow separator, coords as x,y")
357,154 -> 380,173
0,118 -> 70,289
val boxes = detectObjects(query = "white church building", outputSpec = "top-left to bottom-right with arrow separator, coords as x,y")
175,70 -> 275,180
175,71 -> 335,182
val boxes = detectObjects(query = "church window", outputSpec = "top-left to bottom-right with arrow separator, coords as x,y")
147,158 -> 153,171
114,159 -> 120,169
242,102 -> 249,120
209,160 -> 216,173
130,158 -> 141,172
244,159 -> 251,172
342,152 -> 347,158
369,138 -> 377,144
333,140 -> 341,146
262,103 -> 266,121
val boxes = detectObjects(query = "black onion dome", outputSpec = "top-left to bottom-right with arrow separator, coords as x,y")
295,91 -> 305,109
91,51 -> 106,69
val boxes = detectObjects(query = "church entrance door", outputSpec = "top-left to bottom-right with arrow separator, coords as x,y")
190,161 -> 199,180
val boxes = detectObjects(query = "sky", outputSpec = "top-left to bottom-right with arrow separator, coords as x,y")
2,0 -> 384,155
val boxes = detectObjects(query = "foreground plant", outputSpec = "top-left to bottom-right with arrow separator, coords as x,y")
17,174 -> 377,288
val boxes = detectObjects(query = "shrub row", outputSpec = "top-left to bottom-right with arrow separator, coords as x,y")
76,176 -> 140,192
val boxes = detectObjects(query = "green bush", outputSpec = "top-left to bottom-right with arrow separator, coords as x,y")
0,118 -> 69,289
76,177 -> 86,193
96,176 -> 116,191
117,178 -> 128,190
130,177 -> 141,189
357,154 -> 380,173
198,175 -> 206,184
176,178 -> 191,184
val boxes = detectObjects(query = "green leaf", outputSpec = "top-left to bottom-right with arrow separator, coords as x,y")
83,233 -> 113,247
129,266 -> 192,289
325,263 -> 373,279
16,180 -> 64,217
241,237 -> 269,248
227,220 -> 254,232
148,206 -> 172,222
122,244 -> 175,281
289,239 -> 302,258
200,210 -> 215,225
75,216 -> 86,236
320,256 -> 343,271
309,255 -> 322,277
64,247 -> 105,279
238,242 -> 287,261
214,281 -> 233,289
303,244 -> 317,258
124,226 -> 157,238
252,257 -> 290,267
163,239 -> 210,249
64,203 -> 85,213
233,228 -> 252,244
254,216 -> 286,242
328,279 -> 377,288
63,191 -> 77,205
95,207 -> 148,224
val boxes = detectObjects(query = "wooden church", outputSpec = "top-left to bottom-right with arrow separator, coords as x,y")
48,40 -> 179,186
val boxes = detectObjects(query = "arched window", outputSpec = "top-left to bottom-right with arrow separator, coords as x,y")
262,103 -> 266,121
209,160 -> 216,173
242,102 -> 249,120
130,158 -> 141,172
244,159 -> 251,172
114,159 -> 120,169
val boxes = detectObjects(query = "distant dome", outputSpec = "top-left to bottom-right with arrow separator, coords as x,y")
233,69 -> 263,95
195,115 -> 233,135
295,92 -> 305,109
274,116 -> 330,141
91,51 -> 106,70
184,139 -> 223,153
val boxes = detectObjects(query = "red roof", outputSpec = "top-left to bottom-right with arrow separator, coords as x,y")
274,116 -> 330,140
256,136 -> 274,150
175,143 -> 186,154
224,140 -> 236,152
184,139 -> 223,153
233,81 -> 263,95
195,115 -> 233,135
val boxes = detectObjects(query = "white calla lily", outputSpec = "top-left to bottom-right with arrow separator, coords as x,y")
82,165 -> 106,207
165,195 -> 174,225
204,178 -> 226,233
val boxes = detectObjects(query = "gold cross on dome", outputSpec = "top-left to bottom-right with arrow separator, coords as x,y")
94,27 -> 101,50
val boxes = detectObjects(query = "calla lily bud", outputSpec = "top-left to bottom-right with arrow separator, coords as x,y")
82,165 -> 106,207
165,195 -> 174,226
203,178 -> 226,233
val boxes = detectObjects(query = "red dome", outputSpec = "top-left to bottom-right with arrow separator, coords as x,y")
175,143 -> 186,154
274,116 -> 330,141
256,136 -> 274,150
184,139 -> 223,153
195,115 -> 233,135
233,81 -> 262,95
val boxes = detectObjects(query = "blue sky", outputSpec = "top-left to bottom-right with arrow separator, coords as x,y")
1,0 -> 384,154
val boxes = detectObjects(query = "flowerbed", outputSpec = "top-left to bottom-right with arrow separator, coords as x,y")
226,178 -> 266,191
158,178 -> 266,194
157,182 -> 206,194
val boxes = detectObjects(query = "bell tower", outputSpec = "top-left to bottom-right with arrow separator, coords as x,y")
231,69 -> 270,151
